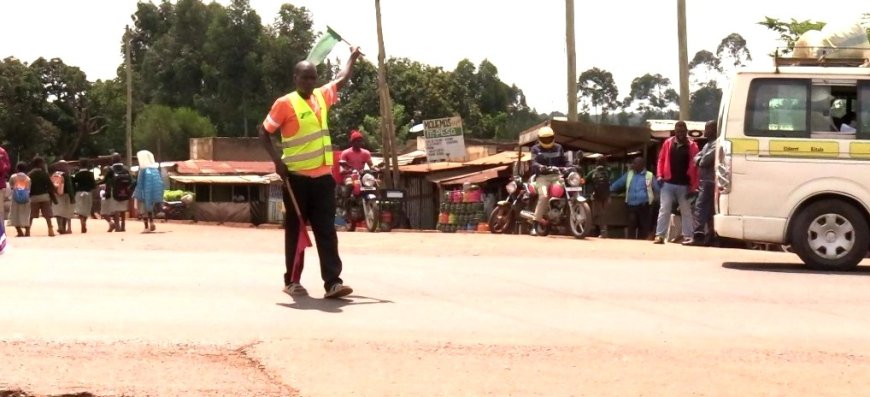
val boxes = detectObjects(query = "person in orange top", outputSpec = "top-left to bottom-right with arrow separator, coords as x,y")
259,46 -> 362,299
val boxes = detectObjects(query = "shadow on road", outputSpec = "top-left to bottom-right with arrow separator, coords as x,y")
723,262 -> 870,276
275,295 -> 394,313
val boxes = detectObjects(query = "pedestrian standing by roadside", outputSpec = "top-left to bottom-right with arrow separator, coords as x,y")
258,46 -> 362,299
73,159 -> 96,233
586,156 -> 612,238
610,157 -> 659,240
133,150 -> 164,233
653,121 -> 699,245
28,157 -> 57,237
690,121 -> 718,246
51,161 -> 76,235
0,145 -> 10,224
8,162 -> 32,237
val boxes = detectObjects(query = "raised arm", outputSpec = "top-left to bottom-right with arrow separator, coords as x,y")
333,47 -> 363,91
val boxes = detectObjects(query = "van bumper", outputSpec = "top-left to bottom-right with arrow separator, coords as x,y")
714,214 -> 787,243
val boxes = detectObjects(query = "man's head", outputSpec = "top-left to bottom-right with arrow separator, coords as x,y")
31,156 -> 45,170
350,130 -> 364,150
537,126 -> 555,149
111,152 -> 122,164
631,157 -> 645,172
674,121 -> 688,143
704,120 -> 717,141
294,61 -> 318,97
16,162 -> 28,173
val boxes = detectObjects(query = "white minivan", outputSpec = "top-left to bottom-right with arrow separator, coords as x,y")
714,57 -> 870,270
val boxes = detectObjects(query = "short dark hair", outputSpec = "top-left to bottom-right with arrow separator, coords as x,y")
16,161 -> 28,173
31,156 -> 45,170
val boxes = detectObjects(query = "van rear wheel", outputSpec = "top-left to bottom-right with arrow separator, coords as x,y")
790,200 -> 869,271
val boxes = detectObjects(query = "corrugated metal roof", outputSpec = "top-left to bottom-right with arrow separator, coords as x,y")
176,160 -> 275,175
398,162 -> 466,173
170,174 -> 280,184
464,150 -> 530,166
428,165 -> 509,185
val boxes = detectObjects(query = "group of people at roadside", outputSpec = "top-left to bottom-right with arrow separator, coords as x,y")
529,120 -> 717,245
0,150 -> 165,238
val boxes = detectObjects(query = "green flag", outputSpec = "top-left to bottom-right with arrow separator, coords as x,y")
306,26 -> 343,65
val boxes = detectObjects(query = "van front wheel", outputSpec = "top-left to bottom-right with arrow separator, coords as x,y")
790,200 -> 869,271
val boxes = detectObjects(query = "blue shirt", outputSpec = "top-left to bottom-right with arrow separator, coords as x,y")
610,170 -> 660,206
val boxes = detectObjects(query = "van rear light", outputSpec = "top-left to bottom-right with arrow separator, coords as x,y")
716,140 -> 732,194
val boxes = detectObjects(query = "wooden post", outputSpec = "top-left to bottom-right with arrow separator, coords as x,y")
677,0 -> 690,121
565,0 -> 578,121
125,25 -> 134,166
375,0 -> 400,188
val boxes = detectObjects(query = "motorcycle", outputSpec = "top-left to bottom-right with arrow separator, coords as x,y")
518,166 -> 593,239
338,162 -> 404,232
489,175 -> 533,235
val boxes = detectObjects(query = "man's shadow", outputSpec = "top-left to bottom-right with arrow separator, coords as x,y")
276,295 -> 394,313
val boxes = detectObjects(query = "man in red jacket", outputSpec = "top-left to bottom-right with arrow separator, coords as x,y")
654,121 -> 699,245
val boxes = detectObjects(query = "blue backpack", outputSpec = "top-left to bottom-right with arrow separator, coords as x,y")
12,187 -> 29,204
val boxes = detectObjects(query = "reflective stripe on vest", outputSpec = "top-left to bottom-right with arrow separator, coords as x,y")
626,170 -> 655,205
281,90 -> 333,171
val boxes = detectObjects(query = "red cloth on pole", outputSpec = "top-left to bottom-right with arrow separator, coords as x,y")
331,151 -> 342,183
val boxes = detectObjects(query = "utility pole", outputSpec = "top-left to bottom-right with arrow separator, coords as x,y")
677,0 -> 690,121
375,0 -> 400,187
125,25 -> 134,166
565,0 -> 578,121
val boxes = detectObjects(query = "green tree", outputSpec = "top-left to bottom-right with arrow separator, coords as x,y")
716,33 -> 752,74
261,4 -> 316,100
577,67 -> 619,123
30,57 -> 97,159
689,81 -> 722,122
0,57 -> 47,162
624,73 -> 679,121
134,105 -> 216,161
757,17 -> 826,55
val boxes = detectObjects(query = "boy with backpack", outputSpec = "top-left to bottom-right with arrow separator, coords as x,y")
104,153 -> 134,232
73,160 -> 97,233
8,162 -> 32,237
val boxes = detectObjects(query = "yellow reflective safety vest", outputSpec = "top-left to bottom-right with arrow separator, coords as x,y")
625,170 -> 655,205
280,90 -> 333,172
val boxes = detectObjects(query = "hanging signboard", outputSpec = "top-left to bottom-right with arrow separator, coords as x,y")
423,116 -> 466,162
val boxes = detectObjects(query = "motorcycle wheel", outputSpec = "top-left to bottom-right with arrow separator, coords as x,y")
568,201 -> 593,239
534,221 -> 551,237
364,199 -> 380,233
488,206 -> 512,234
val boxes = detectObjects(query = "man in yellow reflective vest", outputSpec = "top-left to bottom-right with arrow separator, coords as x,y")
609,157 -> 660,240
259,46 -> 362,299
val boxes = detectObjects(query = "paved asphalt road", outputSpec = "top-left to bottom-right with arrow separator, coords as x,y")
2,223 -> 870,396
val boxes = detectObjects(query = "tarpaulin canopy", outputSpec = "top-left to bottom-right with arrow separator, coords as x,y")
518,117 -> 651,155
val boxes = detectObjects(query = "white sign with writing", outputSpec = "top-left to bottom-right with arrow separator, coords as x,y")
423,116 -> 466,162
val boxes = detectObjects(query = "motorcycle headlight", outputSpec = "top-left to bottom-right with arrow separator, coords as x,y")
567,172 -> 581,187
362,173 -> 376,187
505,181 -> 517,194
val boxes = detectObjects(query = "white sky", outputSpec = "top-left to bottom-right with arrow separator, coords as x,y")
1,0 -> 866,114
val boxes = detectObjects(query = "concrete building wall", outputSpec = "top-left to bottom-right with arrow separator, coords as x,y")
190,138 -> 271,162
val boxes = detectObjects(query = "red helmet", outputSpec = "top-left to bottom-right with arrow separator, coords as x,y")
350,130 -> 363,142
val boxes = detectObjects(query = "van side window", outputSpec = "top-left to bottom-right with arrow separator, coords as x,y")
809,82 -> 858,139
859,83 -> 870,139
746,79 -> 809,137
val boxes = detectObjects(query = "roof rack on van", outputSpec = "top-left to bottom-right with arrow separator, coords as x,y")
773,47 -> 870,73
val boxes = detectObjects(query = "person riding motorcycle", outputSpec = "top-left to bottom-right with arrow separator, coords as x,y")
338,130 -> 378,204
530,126 -> 568,226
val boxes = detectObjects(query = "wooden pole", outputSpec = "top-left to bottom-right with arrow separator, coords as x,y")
125,25 -> 134,166
565,0 -> 578,121
375,0 -> 400,188
677,0 -> 690,121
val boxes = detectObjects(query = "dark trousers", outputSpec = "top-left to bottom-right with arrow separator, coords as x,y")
693,180 -> 715,242
283,173 -> 343,290
626,203 -> 651,240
